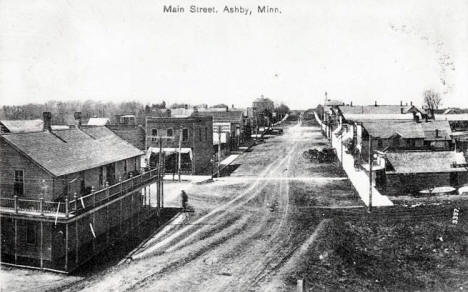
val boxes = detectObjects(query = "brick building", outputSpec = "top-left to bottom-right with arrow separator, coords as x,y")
195,109 -> 246,151
105,124 -> 146,151
145,116 -> 213,174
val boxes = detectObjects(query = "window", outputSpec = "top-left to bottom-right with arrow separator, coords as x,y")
151,129 -> 158,136
199,128 -> 202,142
26,222 -> 36,245
14,170 -> 24,196
167,128 -> 173,137
377,139 -> 383,148
182,129 -> 189,142
205,127 -> 208,141
124,160 -> 128,173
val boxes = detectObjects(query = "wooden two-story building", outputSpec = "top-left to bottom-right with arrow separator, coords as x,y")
0,113 -> 162,272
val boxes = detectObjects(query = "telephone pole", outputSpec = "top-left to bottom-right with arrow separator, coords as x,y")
368,136 -> 373,212
178,128 -> 182,182
218,125 -> 221,177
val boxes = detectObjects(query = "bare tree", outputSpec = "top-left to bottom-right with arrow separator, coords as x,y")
423,89 -> 442,111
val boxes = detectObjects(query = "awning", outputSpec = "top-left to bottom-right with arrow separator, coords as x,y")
146,147 -> 192,161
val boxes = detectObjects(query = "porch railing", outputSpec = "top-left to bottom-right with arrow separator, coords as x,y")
0,168 -> 161,218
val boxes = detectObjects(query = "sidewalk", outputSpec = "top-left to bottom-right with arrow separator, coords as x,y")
331,127 -> 393,207
313,111 -> 392,207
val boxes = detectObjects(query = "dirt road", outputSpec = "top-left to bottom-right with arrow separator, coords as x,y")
61,122 -> 360,292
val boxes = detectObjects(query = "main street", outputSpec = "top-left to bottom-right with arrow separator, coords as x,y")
61,122 -> 361,292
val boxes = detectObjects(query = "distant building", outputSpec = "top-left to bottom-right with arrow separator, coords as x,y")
114,114 -> 137,125
145,116 -> 213,174
87,117 -> 110,126
437,113 -> 468,154
253,96 -> 274,113
105,124 -> 146,151
195,109 -> 246,150
250,96 -> 275,127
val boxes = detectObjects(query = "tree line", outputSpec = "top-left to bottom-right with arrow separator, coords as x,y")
0,99 -> 291,124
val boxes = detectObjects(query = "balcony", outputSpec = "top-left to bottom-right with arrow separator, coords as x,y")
0,168 -> 161,219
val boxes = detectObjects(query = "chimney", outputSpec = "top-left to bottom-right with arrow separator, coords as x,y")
350,101 -> 353,107
43,112 -> 52,132
374,101 -> 378,107
232,104 -> 234,109
410,101 -> 413,106
74,112 -> 82,128
400,101 -> 403,106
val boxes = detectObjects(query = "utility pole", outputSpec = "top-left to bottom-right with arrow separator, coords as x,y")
157,137 -> 163,216
178,128 -> 182,182
218,125 -> 221,177
368,136 -> 373,212
340,132 -> 344,167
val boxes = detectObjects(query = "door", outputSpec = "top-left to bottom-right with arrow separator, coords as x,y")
450,172 -> 458,187
106,163 -> 116,185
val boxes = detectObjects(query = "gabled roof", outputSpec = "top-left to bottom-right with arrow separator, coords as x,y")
195,110 -> 244,123
420,120 -> 452,141
343,113 -> 415,121
386,151 -> 467,173
339,105 -> 421,115
87,117 -> 110,126
1,127 -> 143,177
0,119 -> 43,133
362,121 -> 425,139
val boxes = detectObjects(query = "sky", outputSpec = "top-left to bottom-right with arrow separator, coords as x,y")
0,0 -> 467,109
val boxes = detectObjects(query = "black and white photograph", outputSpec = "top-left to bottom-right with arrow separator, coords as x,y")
1,0 -> 468,291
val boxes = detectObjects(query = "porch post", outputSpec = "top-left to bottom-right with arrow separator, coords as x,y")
75,220 -> 79,265
65,223 -> 69,271
130,191 -> 134,231
40,221 -> 44,269
40,197 -> 44,216
74,193 -> 78,212
14,219 -> 18,264
14,195 -> 18,213
65,197 -> 69,218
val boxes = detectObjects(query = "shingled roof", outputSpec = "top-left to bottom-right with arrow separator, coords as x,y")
0,119 -> 43,133
339,105 -> 420,115
386,151 -> 467,173
420,120 -> 452,141
1,127 -> 143,177
362,121 -> 425,139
